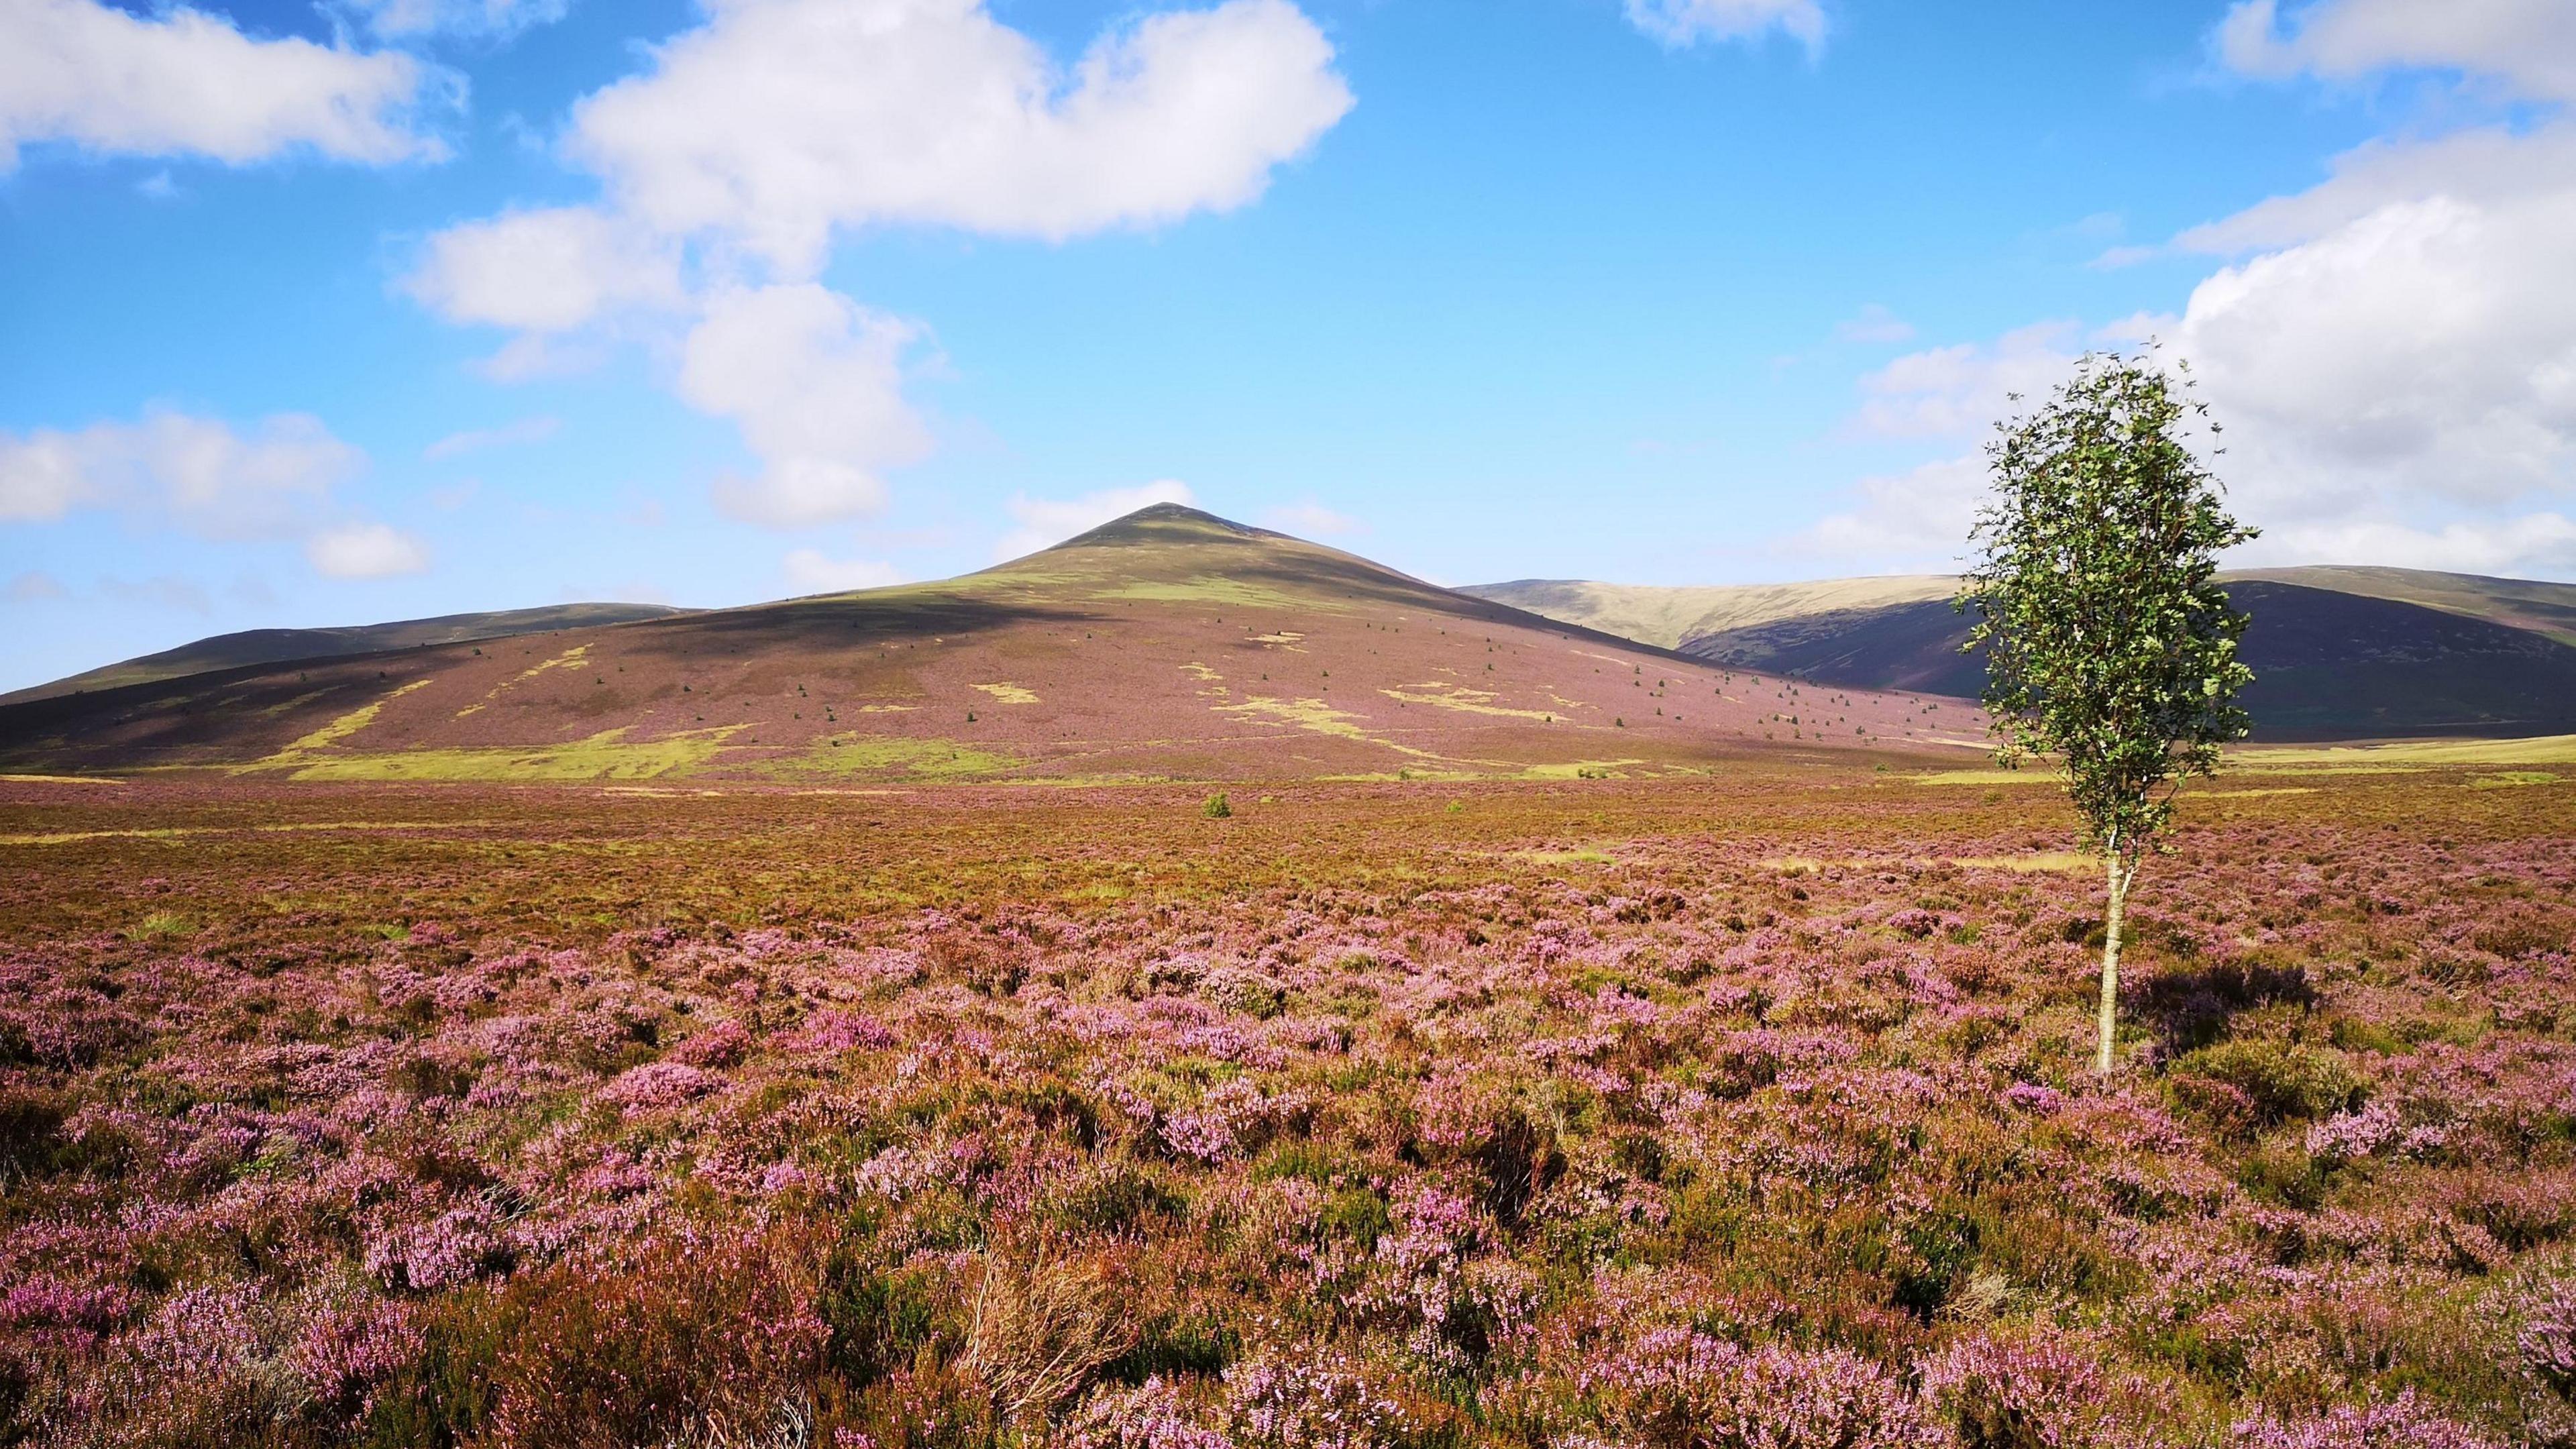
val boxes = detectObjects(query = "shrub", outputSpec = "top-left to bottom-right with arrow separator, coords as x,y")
471,1224 -> 831,1449
2174,1040 -> 2359,1124
1203,794 -> 1233,819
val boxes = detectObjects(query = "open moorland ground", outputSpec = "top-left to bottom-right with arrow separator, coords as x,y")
4,755 -> 2574,1449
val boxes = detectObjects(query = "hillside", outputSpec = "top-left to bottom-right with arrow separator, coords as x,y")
1470,567 -> 2576,740
1463,576 -> 1957,651
0,602 -> 692,704
0,506 -> 1978,783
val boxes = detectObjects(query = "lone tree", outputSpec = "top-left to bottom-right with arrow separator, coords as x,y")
1957,351 -> 2256,1077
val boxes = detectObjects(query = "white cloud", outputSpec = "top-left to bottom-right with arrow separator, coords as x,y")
1261,499 -> 1360,536
782,549 -> 904,594
339,0 -> 571,40
1624,0 -> 1825,51
0,411 -> 432,581
1813,0 -> 2576,582
423,415 -> 559,460
0,0 -> 445,171
1796,453 -> 1986,570
2217,0 -> 2576,102
1833,303 -> 1914,345
307,522 -> 431,578
400,205 -> 684,335
2164,191 -> 2576,519
679,284 -> 933,527
0,411 -> 362,537
2244,512 -> 2576,574
2165,125 -> 2576,258
403,1 -> 1354,523
996,480 -> 1195,560
565,0 -> 1354,274
1849,321 -> 2081,439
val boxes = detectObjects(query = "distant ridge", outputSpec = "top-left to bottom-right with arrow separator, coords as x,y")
0,504 -> 1975,782
2,602 -> 693,706
1467,567 -> 2576,740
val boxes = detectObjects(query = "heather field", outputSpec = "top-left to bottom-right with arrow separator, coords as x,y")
4,766 -> 2575,1449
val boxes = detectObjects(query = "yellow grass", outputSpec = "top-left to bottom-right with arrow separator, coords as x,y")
0,773 -> 127,786
278,727 -> 745,782
973,682 -> 1040,704
256,678 -> 435,763
2233,734 -> 2576,769
767,735 -> 1020,780
1,820 -> 486,847
1380,686 -> 1558,721
1762,852 -> 2092,874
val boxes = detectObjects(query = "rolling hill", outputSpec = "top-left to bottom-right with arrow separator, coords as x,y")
1467,567 -> 2576,740
0,602 -> 692,705
0,506 -> 1977,783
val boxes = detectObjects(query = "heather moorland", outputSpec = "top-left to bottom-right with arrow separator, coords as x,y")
4,761 -> 2572,1448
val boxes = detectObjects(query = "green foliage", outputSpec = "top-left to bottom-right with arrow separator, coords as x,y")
1957,350 -> 2257,863
1202,792 -> 1233,818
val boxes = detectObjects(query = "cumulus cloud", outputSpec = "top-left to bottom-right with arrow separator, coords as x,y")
680,284 -> 933,528
0,411 -> 431,580
403,0 -> 1353,524
2251,513 -> 2576,574
996,480 -> 1195,560
423,415 -> 559,460
1811,0 -> 2576,582
2216,0 -> 2576,102
782,549 -> 904,594
566,0 -> 1354,274
1848,322 -> 2082,439
1624,0 -> 1825,51
307,522 -> 431,578
400,206 -> 684,336
0,411 -> 362,537
0,0 -> 445,171
1795,453 -> 1986,570
2163,193 -> 2576,519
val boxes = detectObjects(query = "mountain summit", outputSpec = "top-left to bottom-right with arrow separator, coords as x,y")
0,506 -> 1972,782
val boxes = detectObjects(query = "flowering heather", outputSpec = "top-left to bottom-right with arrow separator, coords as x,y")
0,767 -> 2571,1447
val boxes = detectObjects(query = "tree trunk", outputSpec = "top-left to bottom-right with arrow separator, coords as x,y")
2098,852 -> 2129,1077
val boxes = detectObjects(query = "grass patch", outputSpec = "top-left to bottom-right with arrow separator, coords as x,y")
278,727 -> 744,782
768,735 -> 1020,780
1100,576 -> 1338,611
2231,734 -> 2576,770
257,678 -> 436,762
1379,686 -> 1557,721
971,683 -> 1040,704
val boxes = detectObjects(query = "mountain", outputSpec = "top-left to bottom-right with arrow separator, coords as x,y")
0,602 -> 692,705
1466,567 -> 2576,740
1462,577 -> 1958,653
0,506 -> 1978,783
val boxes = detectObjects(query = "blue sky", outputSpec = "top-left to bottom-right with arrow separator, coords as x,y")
5,0 -> 2575,692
